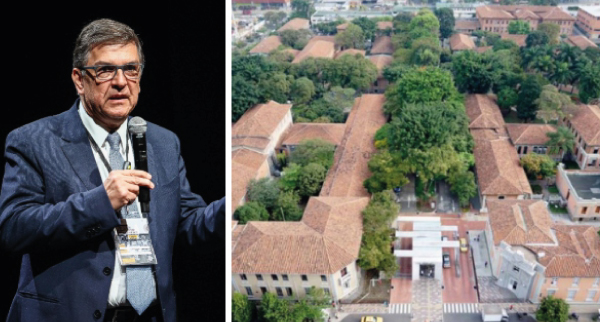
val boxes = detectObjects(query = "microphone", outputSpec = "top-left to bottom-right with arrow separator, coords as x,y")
128,116 -> 150,213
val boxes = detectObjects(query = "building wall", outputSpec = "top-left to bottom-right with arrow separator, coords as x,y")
331,261 -> 361,301
477,16 -> 572,35
515,144 -> 561,161
495,243 -> 538,300
370,76 -> 389,94
567,119 -> 600,171
556,164 -> 600,221
267,110 -> 294,156
539,277 -> 600,303
232,271 -> 342,301
576,8 -> 600,39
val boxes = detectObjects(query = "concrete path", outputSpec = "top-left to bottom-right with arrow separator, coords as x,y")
411,279 -> 443,322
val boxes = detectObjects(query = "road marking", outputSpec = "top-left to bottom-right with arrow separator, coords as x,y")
389,304 -> 411,314
444,303 -> 480,314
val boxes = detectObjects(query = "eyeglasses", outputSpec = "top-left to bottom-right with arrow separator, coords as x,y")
80,63 -> 144,82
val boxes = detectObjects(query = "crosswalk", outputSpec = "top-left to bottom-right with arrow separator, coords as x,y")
389,303 -> 411,314
443,303 -> 480,314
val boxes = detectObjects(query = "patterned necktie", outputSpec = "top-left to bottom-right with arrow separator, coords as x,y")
106,132 -> 157,315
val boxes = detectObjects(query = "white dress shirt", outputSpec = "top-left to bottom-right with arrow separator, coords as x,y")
78,102 -> 155,308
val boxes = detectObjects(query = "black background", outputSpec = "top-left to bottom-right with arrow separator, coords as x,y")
0,8 -> 225,322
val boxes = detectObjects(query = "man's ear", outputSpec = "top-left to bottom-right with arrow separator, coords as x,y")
71,69 -> 85,95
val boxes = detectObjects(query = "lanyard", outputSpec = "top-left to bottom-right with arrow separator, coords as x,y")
85,130 -> 130,172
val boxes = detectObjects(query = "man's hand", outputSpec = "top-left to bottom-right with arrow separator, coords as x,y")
103,170 -> 155,210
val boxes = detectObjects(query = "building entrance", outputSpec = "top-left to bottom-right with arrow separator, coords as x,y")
420,264 -> 435,278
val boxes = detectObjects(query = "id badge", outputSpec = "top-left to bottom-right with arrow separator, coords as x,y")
113,218 -> 158,266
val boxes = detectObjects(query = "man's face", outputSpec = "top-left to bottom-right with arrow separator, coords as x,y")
72,42 -> 141,131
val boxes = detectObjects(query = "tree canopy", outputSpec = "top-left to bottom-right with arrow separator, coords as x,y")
434,8 -> 455,39
517,74 -> 543,121
335,23 -> 365,49
536,296 -> 569,322
508,20 -> 531,34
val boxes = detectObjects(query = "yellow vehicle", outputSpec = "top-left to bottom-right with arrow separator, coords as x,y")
361,316 -> 383,322
460,237 -> 468,253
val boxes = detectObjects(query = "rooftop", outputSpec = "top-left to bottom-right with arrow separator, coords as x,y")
370,36 -> 394,55
476,5 -> 575,21
281,123 -> 346,147
278,18 -> 310,32
505,123 -> 556,146
249,35 -> 282,54
487,200 -> 556,246
570,104 -> 600,146
450,33 -> 476,51
455,19 -> 481,31
292,40 -> 336,63
565,35 -> 598,50
232,149 -> 269,211
501,34 -> 528,47
565,172 -> 600,200
368,55 -> 394,77
232,100 -> 293,151
335,48 -> 366,59
465,94 -> 507,134
377,21 -> 393,30
320,94 -> 387,198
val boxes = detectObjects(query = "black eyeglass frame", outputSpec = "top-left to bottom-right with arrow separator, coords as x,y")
79,63 -> 145,82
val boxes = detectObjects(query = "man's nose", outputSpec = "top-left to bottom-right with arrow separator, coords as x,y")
111,69 -> 128,87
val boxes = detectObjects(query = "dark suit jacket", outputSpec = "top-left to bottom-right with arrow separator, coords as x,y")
0,100 -> 225,322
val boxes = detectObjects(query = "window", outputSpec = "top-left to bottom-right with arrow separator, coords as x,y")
276,287 -> 283,297
256,274 -> 263,281
240,274 -> 247,281
567,289 -> 576,300
547,289 -> 556,296
499,196 -> 505,200
321,275 -> 327,282
246,287 -> 253,296
261,287 -> 267,294
523,146 -> 528,154
582,207 -> 588,214
304,287 -> 312,295
517,146 -> 522,154
596,207 -> 600,214
282,274 -> 289,281
271,274 -> 278,281
341,267 -> 348,277
286,287 -> 293,296
589,159 -> 597,167
593,278 -> 600,287
594,148 -> 599,154
551,277 -> 558,285
587,290 -> 597,302
513,266 -> 520,272
301,275 -> 308,281
324,288 -> 330,295
573,277 -> 580,287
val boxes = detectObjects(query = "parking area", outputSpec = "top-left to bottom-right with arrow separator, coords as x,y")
440,216 -> 486,304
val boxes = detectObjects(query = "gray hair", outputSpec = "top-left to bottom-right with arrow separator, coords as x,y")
73,19 -> 144,68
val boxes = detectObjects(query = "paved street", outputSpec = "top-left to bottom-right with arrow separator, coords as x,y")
444,313 -> 538,322
339,314 -> 411,322
436,181 -> 459,213
396,175 -> 417,212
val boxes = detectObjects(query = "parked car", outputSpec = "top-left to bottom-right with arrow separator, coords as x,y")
460,238 -> 468,253
361,316 -> 383,322
443,252 -> 451,268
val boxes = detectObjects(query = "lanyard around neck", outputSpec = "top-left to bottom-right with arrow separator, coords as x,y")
85,130 -> 130,173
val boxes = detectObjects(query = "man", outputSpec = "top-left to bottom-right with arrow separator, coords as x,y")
0,19 -> 225,322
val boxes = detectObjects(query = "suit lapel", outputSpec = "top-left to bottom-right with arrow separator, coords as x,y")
147,141 -> 159,226
59,101 -> 103,191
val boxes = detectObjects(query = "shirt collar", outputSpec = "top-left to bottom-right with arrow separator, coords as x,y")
78,100 -> 129,149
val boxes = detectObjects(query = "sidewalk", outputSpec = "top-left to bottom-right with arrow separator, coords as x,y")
325,304 -> 388,321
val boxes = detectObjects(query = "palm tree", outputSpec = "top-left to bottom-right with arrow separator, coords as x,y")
549,61 -> 573,90
546,126 -> 575,160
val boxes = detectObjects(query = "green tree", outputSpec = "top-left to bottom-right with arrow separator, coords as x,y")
290,77 -> 316,104
323,86 -> 355,111
408,38 -> 442,66
273,190 -> 303,221
289,139 -> 336,170
279,29 -> 312,50
325,54 -> 378,91
535,85 -> 575,123
335,23 -> 365,49
517,74 -> 543,121
497,87 -> 519,114
290,0 -> 315,19
485,33 -> 501,47
232,76 -> 261,122
546,126 -> 575,157
536,296 -> 569,322
264,11 -> 287,28
451,50 -> 494,94
279,163 -> 302,191
258,72 -> 292,103
526,30 -> 549,47
520,154 -> 556,179
447,169 -> 477,207
538,22 -> 560,45
508,20 -> 531,34
493,39 -> 519,51
393,12 -> 413,32
247,178 -> 280,210
259,292 -> 294,322
232,292 -> 253,322
313,19 -> 345,35
363,150 -> 410,193
434,8 -> 455,39
384,67 -> 455,115
234,201 -> 270,223
352,17 -> 378,41
409,9 -> 440,37
583,46 -> 600,64
298,162 -> 327,197
578,63 -> 600,104
383,62 -> 413,83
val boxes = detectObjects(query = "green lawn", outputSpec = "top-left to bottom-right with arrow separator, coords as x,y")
549,204 -> 568,214
548,185 -> 559,194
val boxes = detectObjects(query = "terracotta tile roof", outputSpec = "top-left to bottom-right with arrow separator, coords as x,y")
501,34 -> 527,47
231,149 -> 269,211
514,8 -> 539,19
570,104 -> 600,145
232,100 -> 293,151
472,130 -> 532,196
337,22 -> 349,31
565,35 -> 598,50
476,46 -> 493,53
529,225 -> 600,277
450,33 -> 476,51
320,94 -> 387,197
231,196 -> 370,274
537,6 -> 575,21
249,36 -> 283,54
283,48 -> 300,57
465,94 -> 507,134
368,55 -> 394,77
505,123 -> 556,145
278,18 -> 310,32
476,5 -> 574,21
377,21 -> 393,30
308,35 -> 336,45
487,200 -> 555,246
282,123 -> 346,146
292,40 -> 336,63
335,48 -> 366,59
476,6 -> 515,19
370,36 -> 394,55
455,20 -> 481,31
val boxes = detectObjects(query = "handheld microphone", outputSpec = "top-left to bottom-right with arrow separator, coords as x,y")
128,116 -> 150,213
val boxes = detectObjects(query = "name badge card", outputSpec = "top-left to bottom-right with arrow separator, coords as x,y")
113,217 -> 158,266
